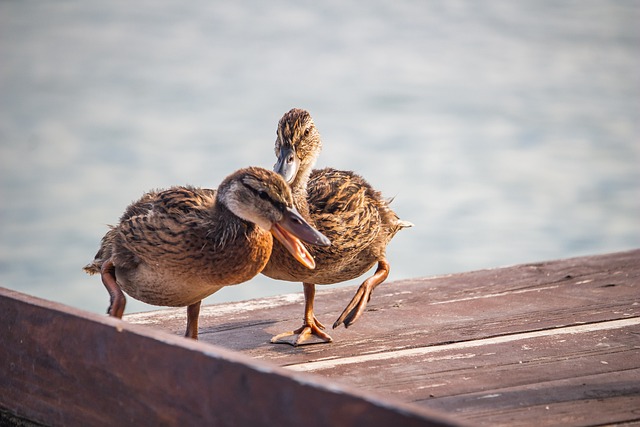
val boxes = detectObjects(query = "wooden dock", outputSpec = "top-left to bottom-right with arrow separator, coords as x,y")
2,249 -> 639,426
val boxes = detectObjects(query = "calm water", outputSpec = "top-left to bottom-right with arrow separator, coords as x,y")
1,1 -> 639,315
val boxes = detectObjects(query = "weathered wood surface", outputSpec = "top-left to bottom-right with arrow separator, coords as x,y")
0,288 -> 460,427
126,249 -> 640,426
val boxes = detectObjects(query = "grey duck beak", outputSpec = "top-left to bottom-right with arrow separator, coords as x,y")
274,145 -> 299,184
270,206 -> 331,270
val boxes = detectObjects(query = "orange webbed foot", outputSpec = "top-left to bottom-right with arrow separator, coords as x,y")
333,259 -> 390,329
271,315 -> 333,346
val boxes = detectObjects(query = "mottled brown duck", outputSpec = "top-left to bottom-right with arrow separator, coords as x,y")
84,166 -> 330,339
261,108 -> 413,346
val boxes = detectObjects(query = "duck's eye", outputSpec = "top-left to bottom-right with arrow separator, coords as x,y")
258,190 -> 269,200
304,128 -> 310,137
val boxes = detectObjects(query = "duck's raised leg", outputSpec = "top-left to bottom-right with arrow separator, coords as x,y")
185,301 -> 201,339
100,259 -> 126,318
333,258 -> 390,329
271,282 -> 333,346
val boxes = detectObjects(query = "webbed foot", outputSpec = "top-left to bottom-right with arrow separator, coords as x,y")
333,259 -> 390,329
271,315 -> 333,346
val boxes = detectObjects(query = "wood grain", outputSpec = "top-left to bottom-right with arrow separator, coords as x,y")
3,250 -> 637,426
128,249 -> 640,426
0,288 -> 459,427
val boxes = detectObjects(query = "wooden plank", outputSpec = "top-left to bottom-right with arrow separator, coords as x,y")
289,320 -> 640,426
127,249 -> 640,357
0,287 -> 461,427
430,369 -> 640,427
126,249 -> 640,426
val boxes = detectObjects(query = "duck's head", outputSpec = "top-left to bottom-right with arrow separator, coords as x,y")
218,167 -> 330,269
274,108 -> 322,184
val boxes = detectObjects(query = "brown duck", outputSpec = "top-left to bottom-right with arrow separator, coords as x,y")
261,109 -> 413,345
84,166 -> 330,339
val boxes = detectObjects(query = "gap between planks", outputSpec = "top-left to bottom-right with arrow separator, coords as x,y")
286,317 -> 640,372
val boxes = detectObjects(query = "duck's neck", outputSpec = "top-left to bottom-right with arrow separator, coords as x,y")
207,201 -> 257,248
290,157 -> 316,220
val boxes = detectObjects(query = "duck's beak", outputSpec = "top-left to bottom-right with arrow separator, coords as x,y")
271,207 -> 331,270
274,145 -> 299,184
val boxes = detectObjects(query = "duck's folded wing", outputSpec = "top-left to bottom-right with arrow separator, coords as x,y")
308,169 -> 381,252
114,186 -> 217,268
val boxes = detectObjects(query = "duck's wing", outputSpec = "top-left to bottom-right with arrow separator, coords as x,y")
113,186 -> 217,269
307,168 -> 382,253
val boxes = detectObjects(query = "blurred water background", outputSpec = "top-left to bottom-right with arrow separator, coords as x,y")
1,1 -> 639,315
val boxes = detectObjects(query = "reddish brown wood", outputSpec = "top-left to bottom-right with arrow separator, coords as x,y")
2,250 -> 638,426
127,249 -> 640,426
0,288 -> 459,427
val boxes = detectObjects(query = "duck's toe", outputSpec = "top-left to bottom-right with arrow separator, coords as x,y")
271,317 -> 333,346
334,259 -> 390,329
333,285 -> 370,329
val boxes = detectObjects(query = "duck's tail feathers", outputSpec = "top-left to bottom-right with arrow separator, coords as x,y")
83,261 -> 101,275
396,219 -> 414,229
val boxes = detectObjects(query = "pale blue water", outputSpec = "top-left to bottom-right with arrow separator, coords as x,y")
1,1 -> 639,315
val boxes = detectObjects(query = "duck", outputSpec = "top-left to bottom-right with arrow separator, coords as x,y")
84,166 -> 330,339
261,108 -> 413,346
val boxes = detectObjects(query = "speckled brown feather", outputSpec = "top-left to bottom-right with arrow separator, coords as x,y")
263,167 -> 404,284
262,109 -> 412,342
262,109 -> 411,285
83,168 -> 294,309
